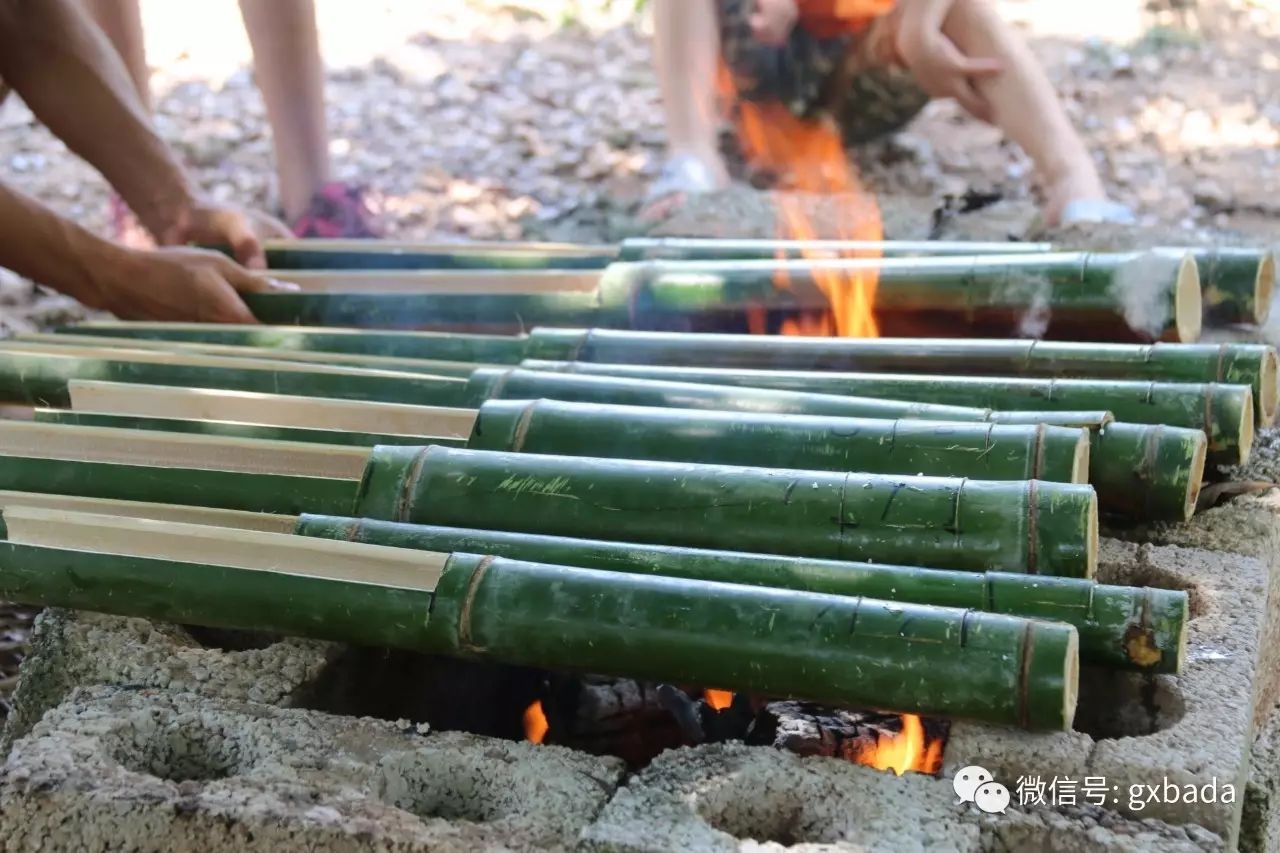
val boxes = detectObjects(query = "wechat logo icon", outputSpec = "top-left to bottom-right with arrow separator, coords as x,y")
953,765 -> 1010,815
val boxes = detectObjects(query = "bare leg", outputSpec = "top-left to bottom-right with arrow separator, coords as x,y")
940,0 -> 1106,223
648,0 -> 730,211
83,0 -> 150,110
238,0 -> 330,222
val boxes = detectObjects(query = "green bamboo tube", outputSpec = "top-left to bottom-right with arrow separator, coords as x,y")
0,536 -> 1077,729
61,322 -> 529,363
467,398 -> 1090,484
424,556 -> 1078,729
261,238 -> 617,270
33,409 -> 460,449
523,330 -> 1278,428
1189,248 -> 1276,327
240,289 -> 609,328
299,515 -> 1186,673
0,454 -> 355,515
1089,423 -> 1206,522
602,251 -> 1202,342
468,399 -> 1205,521
466,367 -> 1101,427
26,332 -> 493,377
520,361 -> 1253,466
617,237 -> 1054,261
0,541 -> 435,649
355,446 -> 1099,577
0,344 -> 475,408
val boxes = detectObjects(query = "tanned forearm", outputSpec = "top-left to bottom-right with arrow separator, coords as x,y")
0,181 -> 135,308
0,0 -> 198,239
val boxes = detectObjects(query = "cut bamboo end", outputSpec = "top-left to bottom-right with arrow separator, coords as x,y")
1070,432 -> 1091,484
1239,393 -> 1256,464
1256,252 -> 1276,326
1183,434 -> 1209,520
1,506 -> 444,591
1175,255 -> 1203,343
1260,349 -> 1279,427
1062,628 -> 1080,728
1173,595 -> 1190,674
68,381 -> 480,439
1086,492 -> 1100,580
0,420 -> 370,480
0,491 -> 298,532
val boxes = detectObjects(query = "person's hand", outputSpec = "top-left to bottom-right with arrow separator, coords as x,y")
750,0 -> 799,45
156,201 -> 292,270
91,246 -> 295,324
895,5 -> 1003,122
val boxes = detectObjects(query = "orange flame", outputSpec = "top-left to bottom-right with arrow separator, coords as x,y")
853,714 -> 944,776
704,689 -> 735,710
723,71 -> 882,338
523,700 -> 549,744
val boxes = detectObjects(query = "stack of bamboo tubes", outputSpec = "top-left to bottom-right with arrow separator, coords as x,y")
0,236 -> 1274,734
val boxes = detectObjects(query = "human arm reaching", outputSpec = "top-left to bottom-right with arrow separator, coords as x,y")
0,0 -> 289,268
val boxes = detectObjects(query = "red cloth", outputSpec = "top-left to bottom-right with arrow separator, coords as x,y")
796,0 -> 896,38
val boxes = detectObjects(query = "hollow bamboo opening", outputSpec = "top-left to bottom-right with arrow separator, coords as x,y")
0,421 -> 370,479
1255,252 -> 1276,326
0,491 -> 298,532
1175,255 -> 1203,343
1260,348 -> 1278,427
1183,433 -> 1208,521
2,507 -> 443,591
68,381 -> 480,439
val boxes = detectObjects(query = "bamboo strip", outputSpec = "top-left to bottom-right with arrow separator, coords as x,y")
266,270 -> 603,293
62,323 -> 530,363
24,333 -> 492,377
36,409 -> 461,449
66,381 -> 479,438
1,507 -> 438,590
0,420 -> 369,479
0,342 -> 472,407
0,491 -> 297,532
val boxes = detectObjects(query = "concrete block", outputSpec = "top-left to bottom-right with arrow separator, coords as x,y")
1,608 -> 332,753
0,686 -> 625,852
581,742 -> 982,852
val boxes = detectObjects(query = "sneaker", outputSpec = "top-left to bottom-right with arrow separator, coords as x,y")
290,182 -> 381,238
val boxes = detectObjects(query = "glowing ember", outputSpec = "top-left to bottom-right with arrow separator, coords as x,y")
522,699 -> 549,744
722,68 -> 883,338
854,714 -> 944,776
703,689 -> 735,710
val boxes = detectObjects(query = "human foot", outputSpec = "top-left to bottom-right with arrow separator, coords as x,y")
641,152 -> 731,222
1043,171 -> 1134,226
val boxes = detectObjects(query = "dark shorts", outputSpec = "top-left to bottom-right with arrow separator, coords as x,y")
717,0 -> 929,143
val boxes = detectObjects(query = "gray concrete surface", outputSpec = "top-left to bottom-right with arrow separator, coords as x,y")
0,686 -> 626,852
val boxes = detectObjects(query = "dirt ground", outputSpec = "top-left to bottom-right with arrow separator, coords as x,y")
0,0 -> 1277,716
